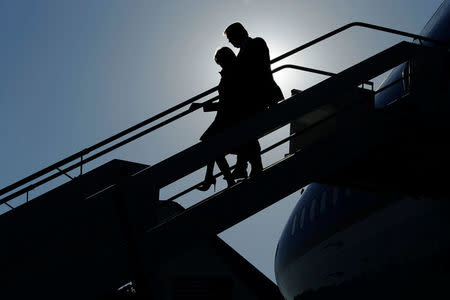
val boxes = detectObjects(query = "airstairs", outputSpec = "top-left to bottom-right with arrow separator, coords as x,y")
0,23 -> 447,299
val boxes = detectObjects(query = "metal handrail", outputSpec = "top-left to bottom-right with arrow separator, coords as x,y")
272,64 -> 374,90
0,86 -> 218,198
0,66 -> 378,207
0,63 -> 380,205
0,65 -> 334,206
0,98 -> 215,206
1,21 -> 444,206
270,21 -> 446,65
272,64 -> 335,77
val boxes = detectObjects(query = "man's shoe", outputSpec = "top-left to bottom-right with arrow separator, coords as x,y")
249,157 -> 263,177
250,165 -> 263,177
231,168 -> 248,180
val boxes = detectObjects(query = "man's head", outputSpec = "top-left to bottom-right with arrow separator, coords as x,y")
214,47 -> 236,69
224,22 -> 248,48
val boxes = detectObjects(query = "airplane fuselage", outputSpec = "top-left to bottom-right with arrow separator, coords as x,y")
275,2 -> 450,299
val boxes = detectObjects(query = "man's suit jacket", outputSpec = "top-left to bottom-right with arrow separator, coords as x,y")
236,37 -> 283,113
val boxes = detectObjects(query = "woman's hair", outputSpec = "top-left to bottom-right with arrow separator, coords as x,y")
214,47 -> 236,65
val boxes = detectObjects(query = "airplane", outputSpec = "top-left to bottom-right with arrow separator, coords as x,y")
275,1 -> 450,299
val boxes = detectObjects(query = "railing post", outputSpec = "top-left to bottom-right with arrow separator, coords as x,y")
56,167 -> 74,180
80,155 -> 83,176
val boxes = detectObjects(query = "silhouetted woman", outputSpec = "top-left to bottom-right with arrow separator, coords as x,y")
193,47 -> 238,191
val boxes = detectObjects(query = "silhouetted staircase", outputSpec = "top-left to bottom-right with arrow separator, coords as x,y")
0,22 -> 447,299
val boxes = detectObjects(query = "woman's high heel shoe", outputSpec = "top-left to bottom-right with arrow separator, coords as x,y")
196,176 -> 217,192
224,176 -> 236,188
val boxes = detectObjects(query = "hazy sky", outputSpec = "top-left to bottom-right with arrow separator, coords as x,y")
0,0 -> 443,284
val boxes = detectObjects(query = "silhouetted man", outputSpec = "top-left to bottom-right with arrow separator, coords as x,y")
224,22 -> 283,179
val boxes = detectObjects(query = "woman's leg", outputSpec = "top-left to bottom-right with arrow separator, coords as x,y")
216,156 -> 235,187
204,161 -> 215,179
196,161 -> 216,191
232,146 -> 249,180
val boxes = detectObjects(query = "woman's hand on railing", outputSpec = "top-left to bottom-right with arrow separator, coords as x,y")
190,101 -> 219,112
189,102 -> 203,110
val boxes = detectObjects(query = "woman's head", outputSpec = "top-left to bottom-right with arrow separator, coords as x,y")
214,47 -> 236,68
